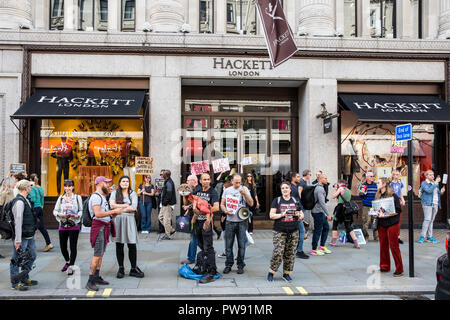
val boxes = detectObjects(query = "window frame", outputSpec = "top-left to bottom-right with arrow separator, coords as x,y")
49,0 -> 65,30
199,0 -> 215,34
121,0 -> 136,32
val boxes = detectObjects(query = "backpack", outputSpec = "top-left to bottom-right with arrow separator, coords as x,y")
82,192 -> 103,227
300,184 -> 319,210
192,250 -> 208,275
338,193 -> 359,217
0,200 -> 15,240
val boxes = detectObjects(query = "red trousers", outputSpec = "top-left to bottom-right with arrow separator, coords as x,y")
378,223 -> 403,273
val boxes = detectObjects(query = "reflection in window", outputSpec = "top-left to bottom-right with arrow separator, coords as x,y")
370,0 -> 395,38
50,0 -> 64,30
340,111 -> 434,197
121,0 -> 135,31
226,0 -> 256,35
40,119 -> 143,196
344,0 -> 357,37
78,0 -> 108,31
200,0 -> 214,33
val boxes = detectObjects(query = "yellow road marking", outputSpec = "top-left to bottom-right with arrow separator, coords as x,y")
102,288 -> 112,297
86,290 -> 96,298
296,286 -> 308,295
282,287 -> 294,295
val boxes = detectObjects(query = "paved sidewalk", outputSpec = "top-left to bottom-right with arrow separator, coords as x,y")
0,228 -> 447,299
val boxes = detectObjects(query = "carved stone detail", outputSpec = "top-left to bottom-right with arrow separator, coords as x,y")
297,0 -> 335,36
439,0 -> 450,39
150,0 -> 185,33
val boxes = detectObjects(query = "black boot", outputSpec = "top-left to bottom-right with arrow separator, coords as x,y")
86,275 -> 99,291
116,267 -> 125,279
129,267 -> 145,278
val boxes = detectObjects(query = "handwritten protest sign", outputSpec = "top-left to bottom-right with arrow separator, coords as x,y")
212,158 -> 230,174
191,160 -> 210,176
135,157 -> 154,175
10,163 -> 26,175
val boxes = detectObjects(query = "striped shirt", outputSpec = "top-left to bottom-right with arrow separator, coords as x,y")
360,182 -> 377,207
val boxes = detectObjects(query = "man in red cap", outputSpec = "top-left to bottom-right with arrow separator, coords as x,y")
85,176 -> 123,291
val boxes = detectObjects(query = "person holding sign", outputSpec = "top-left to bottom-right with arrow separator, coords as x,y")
374,177 -> 403,277
137,175 -> 155,234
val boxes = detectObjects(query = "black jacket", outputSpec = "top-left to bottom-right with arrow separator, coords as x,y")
377,194 -> 402,228
161,178 -> 177,206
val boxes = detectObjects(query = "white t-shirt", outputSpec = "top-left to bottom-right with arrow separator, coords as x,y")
89,192 -> 110,223
222,186 -> 251,222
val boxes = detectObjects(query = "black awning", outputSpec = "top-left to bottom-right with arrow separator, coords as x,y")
11,89 -> 146,119
338,93 -> 450,123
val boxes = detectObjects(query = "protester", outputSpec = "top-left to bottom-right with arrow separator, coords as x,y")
28,174 -> 53,252
10,180 -> 38,291
244,172 -> 259,235
189,173 -> 220,283
137,175 -> 155,234
158,170 -> 177,240
85,176 -> 123,291
418,170 -> 445,244
329,180 -> 360,249
221,174 -> 253,275
52,179 -> 82,275
390,170 -> 405,244
155,169 -> 166,234
289,172 -> 308,259
180,174 -> 199,265
359,171 -> 378,241
110,176 -> 144,278
267,181 -> 303,282
298,169 -> 312,234
312,170 -> 330,202
217,175 -> 233,259
374,177 -> 403,276
310,173 -> 332,256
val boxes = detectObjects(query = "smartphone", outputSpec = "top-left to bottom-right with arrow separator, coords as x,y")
443,174 -> 448,185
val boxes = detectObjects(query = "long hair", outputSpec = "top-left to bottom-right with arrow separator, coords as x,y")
116,176 -> 132,204
374,177 -> 394,200
244,173 -> 256,190
29,173 -> 39,186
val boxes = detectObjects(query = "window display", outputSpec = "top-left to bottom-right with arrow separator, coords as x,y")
40,118 -> 143,196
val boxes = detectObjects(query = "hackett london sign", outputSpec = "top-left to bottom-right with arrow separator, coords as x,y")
37,96 -> 136,108
213,58 -> 273,77
352,102 -> 442,113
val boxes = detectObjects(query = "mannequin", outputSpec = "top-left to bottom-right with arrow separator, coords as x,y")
52,137 -> 73,195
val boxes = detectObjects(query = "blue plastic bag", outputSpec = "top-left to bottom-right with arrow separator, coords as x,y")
178,264 -> 222,281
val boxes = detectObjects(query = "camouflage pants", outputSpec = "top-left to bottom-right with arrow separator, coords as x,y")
269,230 -> 300,275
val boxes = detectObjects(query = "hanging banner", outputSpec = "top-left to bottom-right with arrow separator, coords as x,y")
255,0 -> 298,68
212,158 -> 230,174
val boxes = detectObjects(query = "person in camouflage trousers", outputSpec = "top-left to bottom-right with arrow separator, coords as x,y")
269,230 -> 300,277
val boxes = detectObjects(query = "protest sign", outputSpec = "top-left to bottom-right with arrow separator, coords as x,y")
135,157 -> 154,175
212,158 -> 230,174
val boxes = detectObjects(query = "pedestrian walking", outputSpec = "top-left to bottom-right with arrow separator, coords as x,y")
137,175 -> 155,234
310,173 -> 332,256
9,180 -> 38,291
52,179 -> 83,275
110,176 -> 144,278
298,169 -> 312,235
28,174 -> 53,252
374,177 -> 403,276
418,170 -> 445,244
390,170 -> 405,244
244,172 -> 259,234
289,172 -> 308,259
329,180 -> 360,249
267,181 -> 303,282
221,174 -> 253,275
359,171 -> 378,241
85,176 -> 123,291
158,170 -> 177,240
180,174 -> 199,265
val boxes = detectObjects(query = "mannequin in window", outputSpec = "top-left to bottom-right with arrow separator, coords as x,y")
52,137 -> 73,195
121,137 -> 141,190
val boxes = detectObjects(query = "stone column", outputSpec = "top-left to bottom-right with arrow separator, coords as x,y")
136,0 -> 147,30
297,0 -> 335,36
33,0 -> 47,30
335,0 -> 344,36
360,0 -> 371,37
64,0 -> 75,30
438,0 -> 450,39
150,0 -> 184,32
0,0 -> 33,29
216,0 -> 226,33
108,0 -> 120,31
422,0 -> 439,39
188,0 -> 199,33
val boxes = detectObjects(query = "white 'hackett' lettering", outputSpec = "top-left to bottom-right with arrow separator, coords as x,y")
352,101 -> 442,111
37,96 -> 136,107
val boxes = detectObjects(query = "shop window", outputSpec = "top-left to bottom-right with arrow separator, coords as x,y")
184,100 -> 292,113
78,0 -> 108,31
200,0 -> 214,33
121,0 -> 135,31
344,0 -> 357,37
340,110 -> 434,197
226,0 -> 256,35
40,118 -> 143,196
50,0 -> 64,30
370,0 -> 396,38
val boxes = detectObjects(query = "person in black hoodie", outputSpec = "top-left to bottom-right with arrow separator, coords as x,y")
158,170 -> 177,240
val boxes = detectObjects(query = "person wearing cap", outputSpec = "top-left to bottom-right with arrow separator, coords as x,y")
85,176 -> 123,291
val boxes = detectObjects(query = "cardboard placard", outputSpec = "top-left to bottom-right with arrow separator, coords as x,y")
155,178 -> 165,192
135,157 -> 154,175
191,160 -> 210,176
10,163 -> 26,175
212,158 -> 230,174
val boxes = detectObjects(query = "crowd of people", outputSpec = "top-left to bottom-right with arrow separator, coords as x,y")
0,166 -> 445,290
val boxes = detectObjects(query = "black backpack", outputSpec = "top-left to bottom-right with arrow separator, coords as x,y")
338,193 -> 359,217
300,184 -> 319,210
192,250 -> 208,275
82,192 -> 103,227
0,199 -> 17,240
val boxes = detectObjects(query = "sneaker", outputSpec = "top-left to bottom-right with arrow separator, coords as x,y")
141,231 -> 149,234
116,267 -> 125,279
22,279 -> 38,286
379,269 -> 390,273
199,274 -> 215,284
217,252 -> 226,259
223,266 -> 231,274
398,238 -> 404,244
180,260 -> 195,265
426,237 -> 439,244
237,267 -> 244,274
296,251 -> 310,259
67,268 -> 74,276
318,246 -> 332,254
267,272 -> 274,282
160,235 -> 171,240
249,232 -> 253,235
310,250 -> 324,256
393,272 -> 403,277
85,280 -> 99,291
129,267 -> 145,278
94,276 -> 109,285
417,236 -> 425,243
282,274 -> 293,282
42,244 -> 54,252
11,283 -> 28,291
61,263 -> 70,272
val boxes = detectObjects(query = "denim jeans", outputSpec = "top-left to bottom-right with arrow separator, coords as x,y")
187,231 -> 199,262
225,220 -> 247,269
10,237 -> 37,286
311,212 -> 330,251
139,201 -> 152,232
297,220 -> 306,253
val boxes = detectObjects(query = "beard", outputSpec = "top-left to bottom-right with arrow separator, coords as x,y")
102,186 -> 109,195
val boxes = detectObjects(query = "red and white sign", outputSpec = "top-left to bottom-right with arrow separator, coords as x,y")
190,160 -> 210,176
212,158 -> 230,174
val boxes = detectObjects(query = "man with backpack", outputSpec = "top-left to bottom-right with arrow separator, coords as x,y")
85,176 -> 123,291
290,172 -> 308,259
158,170 -> 177,240
9,180 -> 38,291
